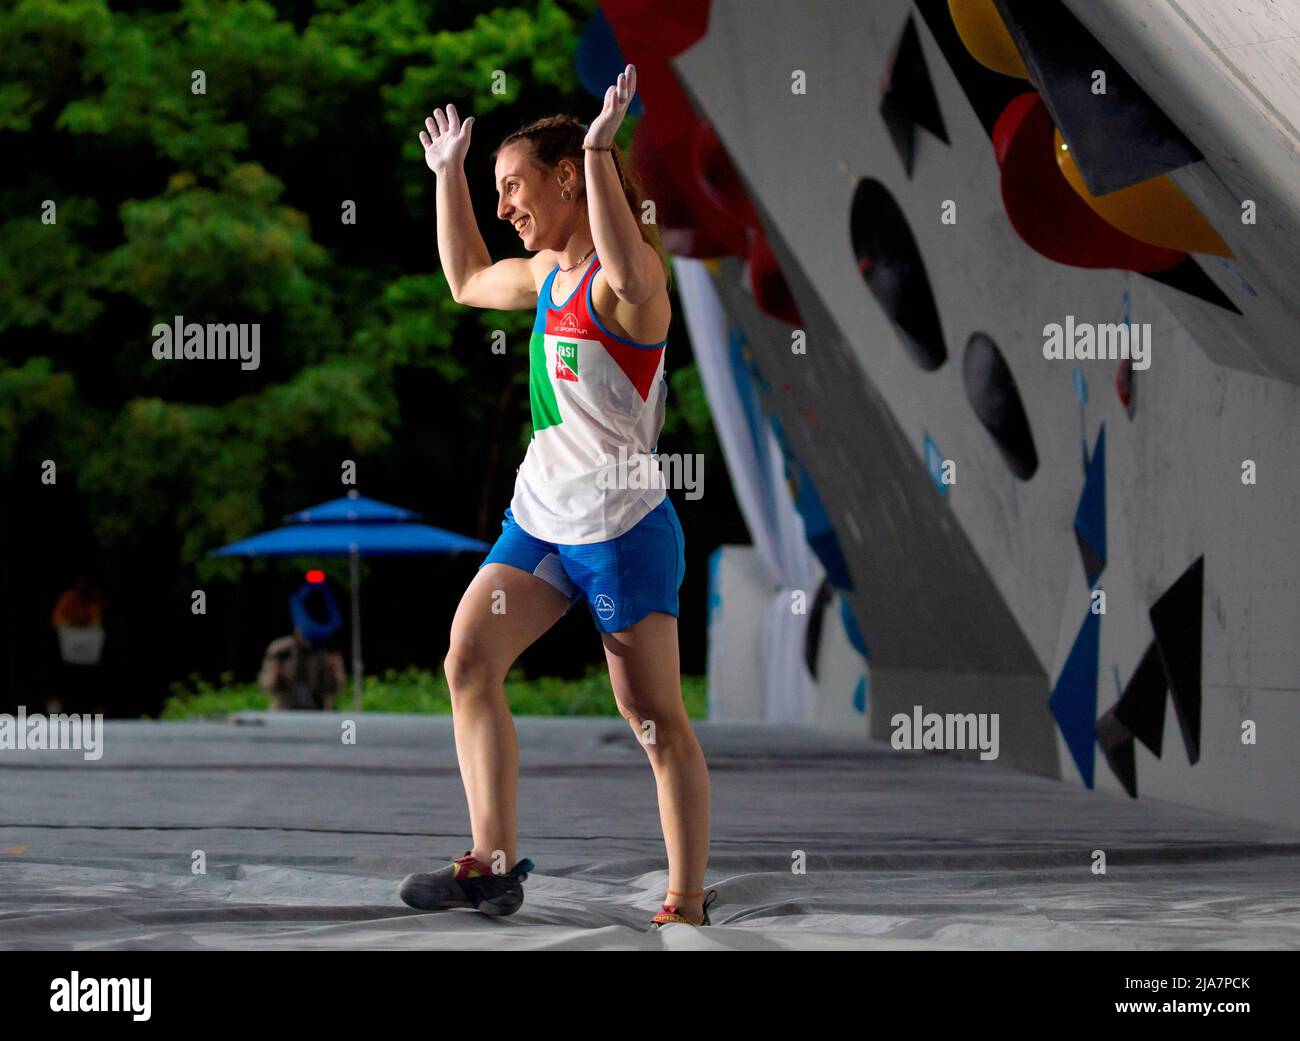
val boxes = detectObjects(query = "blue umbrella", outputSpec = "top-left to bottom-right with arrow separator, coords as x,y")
215,522 -> 487,558
212,490 -> 489,709
282,495 -> 419,525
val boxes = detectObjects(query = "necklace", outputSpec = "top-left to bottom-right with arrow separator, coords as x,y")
558,247 -> 594,273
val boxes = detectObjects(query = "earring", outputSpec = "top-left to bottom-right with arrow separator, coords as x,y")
561,188 -> 572,202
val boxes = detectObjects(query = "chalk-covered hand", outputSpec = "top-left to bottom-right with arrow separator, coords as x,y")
584,64 -> 636,150
419,104 -> 474,174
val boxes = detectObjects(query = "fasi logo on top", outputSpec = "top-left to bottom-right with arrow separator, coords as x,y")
555,341 -> 580,382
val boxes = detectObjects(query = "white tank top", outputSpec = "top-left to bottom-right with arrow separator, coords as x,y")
509,254 -> 667,545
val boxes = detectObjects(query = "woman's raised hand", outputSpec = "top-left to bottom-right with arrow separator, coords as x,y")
419,104 -> 474,174
584,64 -> 635,150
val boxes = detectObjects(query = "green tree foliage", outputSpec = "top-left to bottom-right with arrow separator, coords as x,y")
1,0 -> 730,702
0,0 -> 614,579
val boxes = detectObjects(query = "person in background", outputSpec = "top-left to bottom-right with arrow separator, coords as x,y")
288,579 -> 343,647
258,577 -> 345,710
49,575 -> 107,715
51,576 -> 103,629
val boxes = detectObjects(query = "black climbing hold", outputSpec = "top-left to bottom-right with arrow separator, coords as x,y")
962,333 -> 1038,479
1140,257 -> 1243,314
803,576 -> 836,681
1115,641 -> 1168,758
1149,556 -> 1205,765
880,14 -> 949,177
991,0 -> 1202,194
850,177 -> 948,370
1096,707 -> 1138,797
912,0 -> 1028,137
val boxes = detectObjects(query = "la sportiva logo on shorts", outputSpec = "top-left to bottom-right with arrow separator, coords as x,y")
555,341 -> 579,382
593,594 -> 616,621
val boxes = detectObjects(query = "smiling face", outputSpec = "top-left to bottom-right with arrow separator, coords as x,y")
494,141 -> 578,252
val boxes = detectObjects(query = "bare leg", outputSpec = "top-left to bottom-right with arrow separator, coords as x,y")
602,612 -> 711,921
445,563 -> 569,870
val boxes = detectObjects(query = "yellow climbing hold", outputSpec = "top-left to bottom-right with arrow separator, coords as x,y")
949,0 -> 1029,79
1053,128 -> 1233,258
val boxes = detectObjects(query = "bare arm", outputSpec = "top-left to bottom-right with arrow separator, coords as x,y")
585,148 -> 660,305
420,105 -> 538,309
583,65 -> 662,305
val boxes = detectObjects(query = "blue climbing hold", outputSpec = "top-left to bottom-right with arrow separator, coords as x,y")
576,9 -> 645,117
1073,425 -> 1106,588
852,674 -> 868,714
924,432 -> 948,496
1050,608 -> 1101,788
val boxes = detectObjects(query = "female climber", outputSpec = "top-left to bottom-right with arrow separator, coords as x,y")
399,65 -> 716,929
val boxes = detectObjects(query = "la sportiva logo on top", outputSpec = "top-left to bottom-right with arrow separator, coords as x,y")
555,341 -> 579,382
557,312 -> 587,335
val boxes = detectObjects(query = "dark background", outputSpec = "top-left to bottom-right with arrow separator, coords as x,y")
0,0 -> 748,716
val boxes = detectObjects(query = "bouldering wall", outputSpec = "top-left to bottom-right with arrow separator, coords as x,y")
599,0 -> 1300,827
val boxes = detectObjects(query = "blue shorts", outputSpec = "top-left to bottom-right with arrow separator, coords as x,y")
480,496 -> 685,633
